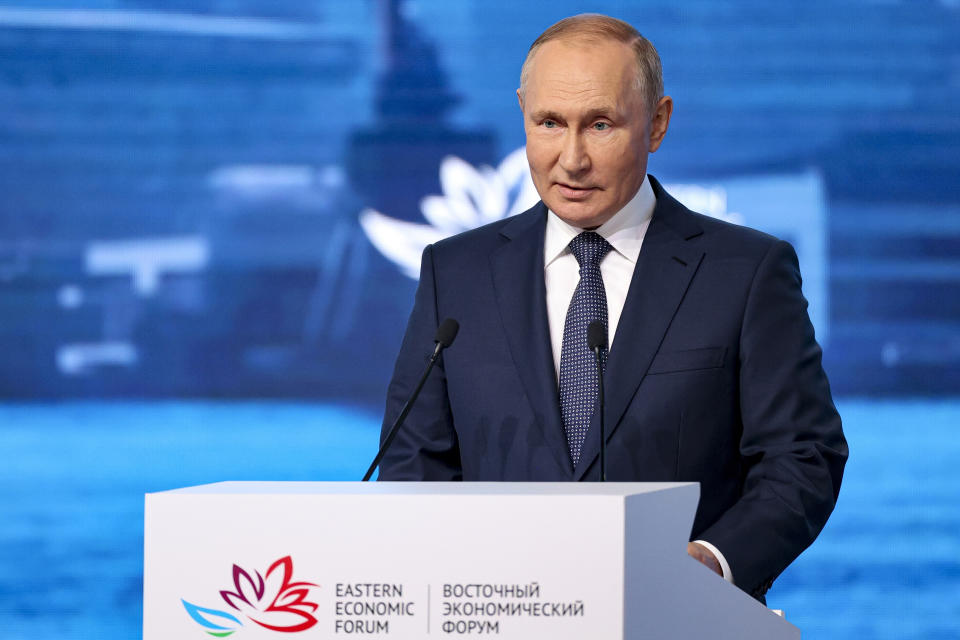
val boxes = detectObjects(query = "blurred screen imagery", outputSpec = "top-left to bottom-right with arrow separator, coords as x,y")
0,1 -> 958,638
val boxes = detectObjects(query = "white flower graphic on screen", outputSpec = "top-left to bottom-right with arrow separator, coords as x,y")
360,147 -> 539,278
360,147 -> 751,280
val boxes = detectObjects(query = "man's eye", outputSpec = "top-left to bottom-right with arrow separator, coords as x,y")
593,122 -> 610,131
542,120 -> 558,128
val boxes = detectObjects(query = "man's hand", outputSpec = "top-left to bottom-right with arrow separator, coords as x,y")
687,541 -> 723,577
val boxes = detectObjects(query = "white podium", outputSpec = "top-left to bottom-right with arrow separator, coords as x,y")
144,482 -> 799,639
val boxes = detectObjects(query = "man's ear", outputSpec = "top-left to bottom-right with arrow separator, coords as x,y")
648,96 -> 673,153
517,88 -> 524,111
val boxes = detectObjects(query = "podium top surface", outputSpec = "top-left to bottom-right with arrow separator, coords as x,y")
151,481 -> 696,497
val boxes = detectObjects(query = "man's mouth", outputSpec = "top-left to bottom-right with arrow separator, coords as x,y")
555,183 -> 597,199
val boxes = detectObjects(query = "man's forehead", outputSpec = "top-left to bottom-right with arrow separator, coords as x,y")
523,38 -> 640,108
527,40 -> 636,87
529,37 -> 635,72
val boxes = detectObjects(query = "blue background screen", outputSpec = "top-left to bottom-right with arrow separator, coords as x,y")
0,1 -> 957,638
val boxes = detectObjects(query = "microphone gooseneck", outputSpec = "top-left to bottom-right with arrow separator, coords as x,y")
587,320 -> 608,482
362,318 -> 460,481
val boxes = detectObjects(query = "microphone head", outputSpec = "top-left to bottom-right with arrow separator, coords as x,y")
434,318 -> 460,348
587,320 -> 607,351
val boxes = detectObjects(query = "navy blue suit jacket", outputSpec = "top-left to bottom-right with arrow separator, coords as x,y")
379,176 -> 847,599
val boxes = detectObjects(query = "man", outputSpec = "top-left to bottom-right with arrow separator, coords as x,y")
378,14 -> 847,602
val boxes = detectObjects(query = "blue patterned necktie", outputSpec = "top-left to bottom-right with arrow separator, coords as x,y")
559,231 -> 612,466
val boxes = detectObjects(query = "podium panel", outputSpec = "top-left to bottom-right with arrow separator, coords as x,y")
144,482 -> 798,639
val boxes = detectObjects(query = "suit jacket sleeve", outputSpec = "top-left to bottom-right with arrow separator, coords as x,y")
377,244 -> 462,480
698,239 -> 848,597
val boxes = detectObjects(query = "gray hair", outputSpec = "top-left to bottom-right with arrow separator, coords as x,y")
519,14 -> 663,117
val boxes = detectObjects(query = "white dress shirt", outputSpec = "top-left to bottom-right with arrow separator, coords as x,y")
542,174 -> 734,584
544,175 -> 656,375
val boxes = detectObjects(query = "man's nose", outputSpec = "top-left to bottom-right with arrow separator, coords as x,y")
558,132 -> 590,175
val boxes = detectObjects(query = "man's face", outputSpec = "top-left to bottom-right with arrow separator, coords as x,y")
519,38 -> 668,228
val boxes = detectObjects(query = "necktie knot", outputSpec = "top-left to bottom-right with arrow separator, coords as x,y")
569,232 -> 612,268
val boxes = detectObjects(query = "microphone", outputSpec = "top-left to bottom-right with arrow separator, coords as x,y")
362,318 -> 460,481
587,321 -> 608,482
434,317 -> 459,349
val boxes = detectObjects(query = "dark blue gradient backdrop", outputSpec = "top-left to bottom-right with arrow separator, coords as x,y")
0,1 -> 957,638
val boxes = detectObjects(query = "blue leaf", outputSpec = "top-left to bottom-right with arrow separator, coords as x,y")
181,599 -> 243,630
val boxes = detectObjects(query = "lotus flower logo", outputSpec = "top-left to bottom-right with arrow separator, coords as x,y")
182,556 -> 319,636
360,147 -> 540,278
360,147 -> 752,281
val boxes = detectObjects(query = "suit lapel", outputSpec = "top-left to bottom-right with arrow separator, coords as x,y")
490,203 -> 573,477
574,180 -> 705,480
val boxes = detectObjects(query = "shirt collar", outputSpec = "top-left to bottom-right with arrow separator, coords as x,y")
544,174 -> 656,268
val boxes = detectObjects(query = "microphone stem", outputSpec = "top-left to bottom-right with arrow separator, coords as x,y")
362,342 -> 443,481
595,346 -> 606,482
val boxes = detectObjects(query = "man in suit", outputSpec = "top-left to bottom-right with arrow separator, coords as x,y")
378,14 -> 847,601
